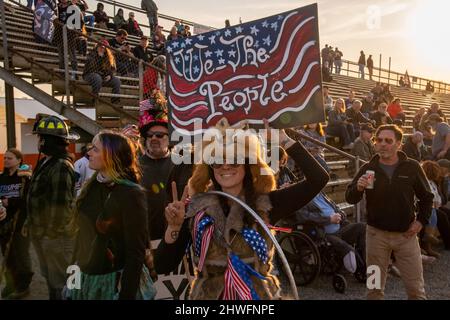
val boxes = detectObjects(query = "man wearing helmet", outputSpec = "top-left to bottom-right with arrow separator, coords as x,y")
26,114 -> 79,300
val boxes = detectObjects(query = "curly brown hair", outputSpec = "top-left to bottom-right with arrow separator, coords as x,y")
421,160 -> 443,184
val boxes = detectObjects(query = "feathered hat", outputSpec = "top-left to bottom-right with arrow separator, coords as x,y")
188,117 -> 276,195
138,89 -> 169,137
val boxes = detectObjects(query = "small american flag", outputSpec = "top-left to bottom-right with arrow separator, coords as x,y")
223,253 -> 266,300
193,211 -> 215,272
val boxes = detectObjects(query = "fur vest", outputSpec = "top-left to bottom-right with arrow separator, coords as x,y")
186,192 -> 282,300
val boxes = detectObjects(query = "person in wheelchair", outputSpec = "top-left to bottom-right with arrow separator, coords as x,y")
294,191 -> 366,275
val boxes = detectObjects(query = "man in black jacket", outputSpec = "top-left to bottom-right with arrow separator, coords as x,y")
346,124 -> 433,300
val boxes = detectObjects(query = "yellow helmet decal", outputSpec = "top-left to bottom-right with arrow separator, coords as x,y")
57,122 -> 64,129
47,122 -> 55,129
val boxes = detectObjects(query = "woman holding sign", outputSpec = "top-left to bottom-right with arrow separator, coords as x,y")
155,119 -> 329,299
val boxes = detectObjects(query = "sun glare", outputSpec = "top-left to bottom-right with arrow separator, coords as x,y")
406,0 -> 450,70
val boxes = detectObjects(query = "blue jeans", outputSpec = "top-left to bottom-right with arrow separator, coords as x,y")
359,64 -> 365,79
84,16 -> 95,29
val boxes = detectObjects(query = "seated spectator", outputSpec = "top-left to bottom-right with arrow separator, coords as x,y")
421,103 -> 448,126
371,102 -> 393,128
294,191 -> 366,273
346,100 -> 374,136
420,161 -> 444,258
352,123 -> 375,162
427,115 -> 450,160
153,25 -> 166,55
82,40 -> 121,103
326,98 -> 356,150
132,35 -> 153,63
413,107 -> 426,132
75,0 -> 94,32
387,98 -> 406,125
113,8 -> 127,31
167,27 -> 181,42
108,29 -> 129,76
93,2 -> 115,30
118,42 -> 137,76
420,122 -> 434,147
402,131 -> 424,162
127,12 -> 143,37
381,84 -> 394,103
323,86 -> 333,115
143,55 -> 166,99
344,90 -> 355,109
361,92 -> 375,117
436,159 -> 450,250
371,82 -> 383,99
426,81 -> 435,92
299,123 -> 330,172
274,147 -> 298,187
182,25 -> 192,37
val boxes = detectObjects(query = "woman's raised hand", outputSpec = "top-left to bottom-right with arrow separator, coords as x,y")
165,181 -> 188,229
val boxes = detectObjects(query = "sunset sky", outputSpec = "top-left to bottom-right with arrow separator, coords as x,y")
131,0 -> 450,84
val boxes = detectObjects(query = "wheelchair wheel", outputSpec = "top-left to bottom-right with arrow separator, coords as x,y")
277,231 -> 321,286
332,274 -> 347,294
318,242 -> 341,276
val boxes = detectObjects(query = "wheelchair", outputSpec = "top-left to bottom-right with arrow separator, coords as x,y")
275,220 -> 366,294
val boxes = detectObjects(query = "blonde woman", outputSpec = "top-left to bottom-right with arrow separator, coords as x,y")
326,98 -> 356,150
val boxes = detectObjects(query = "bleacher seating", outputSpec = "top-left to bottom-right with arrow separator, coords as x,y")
2,0 -> 450,219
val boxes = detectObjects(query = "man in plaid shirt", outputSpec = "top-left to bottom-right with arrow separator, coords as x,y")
26,115 -> 79,300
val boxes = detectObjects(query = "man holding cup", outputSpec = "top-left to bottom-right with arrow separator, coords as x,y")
346,124 -> 433,300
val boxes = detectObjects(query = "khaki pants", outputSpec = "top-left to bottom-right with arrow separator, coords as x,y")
366,225 -> 426,300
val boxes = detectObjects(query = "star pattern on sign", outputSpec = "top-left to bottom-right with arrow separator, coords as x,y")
241,228 -> 268,264
181,42 -> 186,48
278,15 -> 284,20
262,35 -> 271,47
254,40 -> 259,48
218,58 -> 225,64
172,41 -> 179,48
193,55 -> 199,61
215,49 -> 224,57
228,49 -> 236,58
224,29 -> 232,37
174,57 -> 180,64
193,66 -> 200,74
185,38 -> 193,45
262,20 -> 269,28
209,35 -> 216,44
215,31 -> 221,36
235,26 -> 243,34
198,34 -> 205,41
166,46 -> 173,53
250,25 -> 260,36
184,55 -> 190,61
271,21 -> 278,31
205,50 -> 212,58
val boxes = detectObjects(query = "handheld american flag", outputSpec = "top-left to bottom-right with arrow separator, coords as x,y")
166,3 -> 324,135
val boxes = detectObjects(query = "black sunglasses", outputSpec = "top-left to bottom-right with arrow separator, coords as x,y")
375,137 -> 395,145
147,131 -> 168,139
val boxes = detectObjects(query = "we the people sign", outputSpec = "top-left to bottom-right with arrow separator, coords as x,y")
166,3 -> 324,135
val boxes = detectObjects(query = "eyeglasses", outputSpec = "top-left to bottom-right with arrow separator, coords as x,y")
147,131 -> 168,139
375,137 -> 395,145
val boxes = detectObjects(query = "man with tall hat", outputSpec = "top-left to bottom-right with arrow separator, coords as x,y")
26,114 -> 79,300
138,91 -> 173,240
